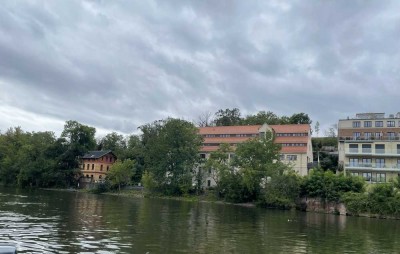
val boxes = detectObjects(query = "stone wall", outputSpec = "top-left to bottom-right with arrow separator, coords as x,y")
298,197 -> 347,215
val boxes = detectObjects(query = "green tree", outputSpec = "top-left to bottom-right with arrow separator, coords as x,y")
289,113 -> 312,124
107,159 -> 135,191
140,118 -> 203,195
98,132 -> 127,158
314,121 -> 320,137
214,108 -> 242,126
241,111 -> 281,125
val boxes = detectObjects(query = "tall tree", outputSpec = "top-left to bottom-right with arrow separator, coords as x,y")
289,113 -> 312,124
196,111 -> 213,127
214,108 -> 242,126
314,121 -> 320,137
98,132 -> 127,158
241,111 -> 281,125
107,159 -> 135,191
140,118 -> 203,194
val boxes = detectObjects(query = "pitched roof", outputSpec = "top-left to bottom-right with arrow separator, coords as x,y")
280,146 -> 308,153
274,137 -> 309,143
199,125 -> 261,135
203,137 -> 252,143
269,124 -> 310,133
82,150 -> 116,159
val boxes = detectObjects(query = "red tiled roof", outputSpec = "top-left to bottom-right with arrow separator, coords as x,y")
280,146 -> 308,153
274,137 -> 309,143
200,146 -> 237,152
203,137 -> 252,143
270,124 -> 310,133
199,125 -> 261,135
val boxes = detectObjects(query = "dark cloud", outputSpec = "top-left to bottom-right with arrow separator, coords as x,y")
0,0 -> 400,136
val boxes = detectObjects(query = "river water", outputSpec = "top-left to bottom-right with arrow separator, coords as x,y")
0,187 -> 399,253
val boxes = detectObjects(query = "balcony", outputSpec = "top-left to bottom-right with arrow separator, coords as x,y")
339,136 -> 400,142
345,163 -> 400,172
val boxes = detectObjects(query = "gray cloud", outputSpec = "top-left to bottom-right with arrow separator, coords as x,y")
0,0 -> 400,136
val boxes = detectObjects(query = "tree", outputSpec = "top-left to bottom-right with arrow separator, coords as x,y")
196,111 -> 213,127
214,108 -> 242,126
314,121 -> 320,137
204,143 -> 233,186
231,132 -> 287,201
140,118 -> 203,195
289,113 -> 312,124
241,111 -> 281,125
107,159 -> 135,191
325,124 -> 338,137
59,120 -> 96,186
98,132 -> 127,158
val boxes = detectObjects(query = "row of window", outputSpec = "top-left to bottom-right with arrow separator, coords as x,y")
350,172 -> 386,182
84,164 -> 110,171
86,157 -> 114,163
281,143 -> 306,147
353,120 -> 398,128
349,144 -> 400,154
204,134 -> 257,138
352,132 -> 399,139
348,158 -> 388,168
85,174 -> 103,179
280,154 -> 297,161
276,133 -> 308,137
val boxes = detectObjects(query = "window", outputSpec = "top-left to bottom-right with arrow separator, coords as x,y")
86,174 -> 89,178
87,164 -> 89,170
200,153 -> 206,159
362,172 -> 372,181
397,159 -> 400,169
92,164 -> 94,170
207,180 -> 211,187
387,132 -> 395,140
364,121 -> 372,127
349,158 -> 359,167
100,165 -> 103,171
99,175 -> 102,179
208,168 -> 211,174
375,144 -> 385,154
375,158 -> 385,168
287,155 -> 297,161
107,166 -> 109,171
91,175 -> 94,178
375,121 -> 383,127
387,121 -> 395,127
350,172 -> 359,177
353,132 -> 361,139
361,158 -> 371,167
349,144 -> 358,153
375,132 -> 382,139
397,144 -> 400,154
376,173 -> 386,183
352,121 -> 361,128
364,132 -> 372,139
362,144 -> 371,153
280,154 -> 285,161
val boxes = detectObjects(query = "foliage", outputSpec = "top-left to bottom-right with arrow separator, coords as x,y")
107,159 -> 135,191
142,171 -> 157,194
214,108 -> 242,126
98,132 -> 127,158
301,170 -> 364,201
259,171 -> 302,209
288,113 -> 312,125
140,118 -> 202,195
241,111 -> 281,125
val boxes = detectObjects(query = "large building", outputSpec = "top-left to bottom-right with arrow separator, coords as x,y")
198,123 -> 313,186
338,113 -> 400,183
80,150 -> 117,185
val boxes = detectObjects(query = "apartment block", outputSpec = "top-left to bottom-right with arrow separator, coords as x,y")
338,113 -> 400,183
198,124 -> 313,187
80,150 -> 117,186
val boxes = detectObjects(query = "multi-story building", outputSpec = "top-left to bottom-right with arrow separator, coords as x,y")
338,113 -> 400,183
198,123 -> 313,187
80,150 -> 117,185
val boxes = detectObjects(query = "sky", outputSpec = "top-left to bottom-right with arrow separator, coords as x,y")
1,0 -> 400,137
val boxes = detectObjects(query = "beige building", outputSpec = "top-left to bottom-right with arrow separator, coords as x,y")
198,123 -> 313,187
338,113 -> 400,183
80,150 -> 117,185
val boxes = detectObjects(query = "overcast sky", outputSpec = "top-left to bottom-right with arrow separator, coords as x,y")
1,0 -> 399,137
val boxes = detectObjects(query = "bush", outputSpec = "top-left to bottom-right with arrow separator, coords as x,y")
301,170 -> 364,201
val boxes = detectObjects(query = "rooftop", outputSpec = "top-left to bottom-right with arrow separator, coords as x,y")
82,150 -> 116,159
340,113 -> 400,120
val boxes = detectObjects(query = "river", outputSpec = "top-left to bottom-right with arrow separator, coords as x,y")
0,187 -> 399,253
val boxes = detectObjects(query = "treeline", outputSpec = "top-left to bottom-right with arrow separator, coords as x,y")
197,108 -> 312,127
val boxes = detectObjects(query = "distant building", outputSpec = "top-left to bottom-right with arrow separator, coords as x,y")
198,124 -> 313,187
338,112 -> 400,183
80,150 -> 117,185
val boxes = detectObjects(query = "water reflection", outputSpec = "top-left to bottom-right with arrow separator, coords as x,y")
1,187 -> 400,253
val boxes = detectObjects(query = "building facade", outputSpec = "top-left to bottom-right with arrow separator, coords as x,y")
80,150 -> 117,184
198,124 -> 313,187
338,113 -> 400,183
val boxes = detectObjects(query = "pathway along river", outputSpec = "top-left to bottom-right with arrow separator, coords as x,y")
0,187 -> 400,253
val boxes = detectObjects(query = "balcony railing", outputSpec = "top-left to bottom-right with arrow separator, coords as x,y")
345,163 -> 400,170
339,136 -> 400,141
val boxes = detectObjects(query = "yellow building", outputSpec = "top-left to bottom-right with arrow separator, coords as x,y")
80,150 -> 117,184
338,113 -> 400,183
